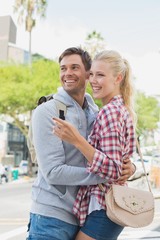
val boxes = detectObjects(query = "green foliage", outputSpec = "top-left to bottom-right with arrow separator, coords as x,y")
32,53 -> 48,61
0,60 -> 60,135
86,31 -> 104,41
135,91 -> 160,136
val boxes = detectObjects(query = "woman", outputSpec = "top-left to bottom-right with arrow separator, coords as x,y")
53,50 -> 136,240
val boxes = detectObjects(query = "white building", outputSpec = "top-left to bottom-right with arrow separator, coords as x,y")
0,15 -> 29,64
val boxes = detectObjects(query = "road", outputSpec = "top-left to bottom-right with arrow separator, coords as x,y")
0,178 -> 160,240
0,178 -> 31,240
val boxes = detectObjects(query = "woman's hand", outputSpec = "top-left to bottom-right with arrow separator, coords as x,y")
117,158 -> 136,184
53,117 -> 95,163
53,117 -> 81,145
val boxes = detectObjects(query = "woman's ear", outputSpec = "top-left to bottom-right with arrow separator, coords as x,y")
115,74 -> 123,84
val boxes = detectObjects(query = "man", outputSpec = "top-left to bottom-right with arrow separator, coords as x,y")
27,47 -> 135,240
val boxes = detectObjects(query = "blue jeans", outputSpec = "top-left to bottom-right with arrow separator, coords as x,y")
80,210 -> 124,240
26,213 -> 79,240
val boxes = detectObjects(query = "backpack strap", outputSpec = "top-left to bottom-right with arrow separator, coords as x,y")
37,95 -> 67,120
54,99 -> 67,120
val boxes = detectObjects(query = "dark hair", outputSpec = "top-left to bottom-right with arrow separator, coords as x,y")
59,47 -> 92,71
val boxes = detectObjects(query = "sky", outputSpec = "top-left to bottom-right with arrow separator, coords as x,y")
0,0 -> 160,96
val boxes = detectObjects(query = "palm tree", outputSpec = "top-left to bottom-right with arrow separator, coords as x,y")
86,31 -> 104,41
13,0 -> 47,66
84,30 -> 107,59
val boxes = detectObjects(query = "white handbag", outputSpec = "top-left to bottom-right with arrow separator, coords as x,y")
99,140 -> 155,227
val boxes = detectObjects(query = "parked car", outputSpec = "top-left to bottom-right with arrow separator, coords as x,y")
152,151 -> 160,164
18,160 -> 38,175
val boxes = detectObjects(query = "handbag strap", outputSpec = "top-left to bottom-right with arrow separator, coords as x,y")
136,139 -> 152,193
98,183 -> 105,192
98,139 -> 152,193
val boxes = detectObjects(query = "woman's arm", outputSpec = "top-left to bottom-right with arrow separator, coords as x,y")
53,117 -> 122,182
53,117 -> 136,182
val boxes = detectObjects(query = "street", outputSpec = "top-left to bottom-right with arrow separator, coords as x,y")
0,178 -> 160,240
0,178 -> 31,240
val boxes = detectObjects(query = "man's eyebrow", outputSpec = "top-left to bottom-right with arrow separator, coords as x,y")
60,64 -> 80,68
70,64 -> 80,67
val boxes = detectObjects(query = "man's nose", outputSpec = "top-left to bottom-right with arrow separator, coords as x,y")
65,68 -> 73,75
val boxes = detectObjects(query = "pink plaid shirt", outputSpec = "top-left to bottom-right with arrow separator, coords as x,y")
73,95 -> 136,226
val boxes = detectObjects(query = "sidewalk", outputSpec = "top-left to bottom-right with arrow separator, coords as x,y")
8,175 -> 35,185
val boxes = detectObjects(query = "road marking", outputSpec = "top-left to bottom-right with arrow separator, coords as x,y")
118,230 -> 160,239
118,222 -> 160,240
0,218 -> 28,226
0,226 -> 27,240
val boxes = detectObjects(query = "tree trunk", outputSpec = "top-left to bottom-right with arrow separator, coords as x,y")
28,31 -> 32,67
27,110 -> 33,177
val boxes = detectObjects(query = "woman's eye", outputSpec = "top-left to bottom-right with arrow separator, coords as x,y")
97,74 -> 104,77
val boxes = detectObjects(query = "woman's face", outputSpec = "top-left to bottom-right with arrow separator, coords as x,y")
89,60 -> 119,104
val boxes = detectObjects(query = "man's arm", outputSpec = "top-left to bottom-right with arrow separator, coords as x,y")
32,102 -> 105,186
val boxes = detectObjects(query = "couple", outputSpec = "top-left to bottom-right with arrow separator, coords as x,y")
27,47 -> 136,240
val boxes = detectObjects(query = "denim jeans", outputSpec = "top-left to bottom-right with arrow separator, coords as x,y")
80,210 -> 124,240
26,213 -> 79,240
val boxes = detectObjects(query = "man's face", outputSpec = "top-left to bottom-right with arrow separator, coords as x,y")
59,54 -> 89,97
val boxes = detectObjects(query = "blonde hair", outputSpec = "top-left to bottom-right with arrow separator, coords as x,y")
94,50 -> 136,124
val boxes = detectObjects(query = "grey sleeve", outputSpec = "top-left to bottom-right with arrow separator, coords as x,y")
32,103 -> 105,186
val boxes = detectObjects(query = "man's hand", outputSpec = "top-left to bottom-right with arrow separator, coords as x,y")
117,158 -> 136,184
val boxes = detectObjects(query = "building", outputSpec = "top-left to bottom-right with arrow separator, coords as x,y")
0,15 -> 29,166
0,121 -> 28,167
0,15 -> 29,64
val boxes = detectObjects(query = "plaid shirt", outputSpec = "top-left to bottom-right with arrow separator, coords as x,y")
73,95 -> 136,226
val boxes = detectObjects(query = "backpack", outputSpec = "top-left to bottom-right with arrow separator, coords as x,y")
27,94 -> 67,163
